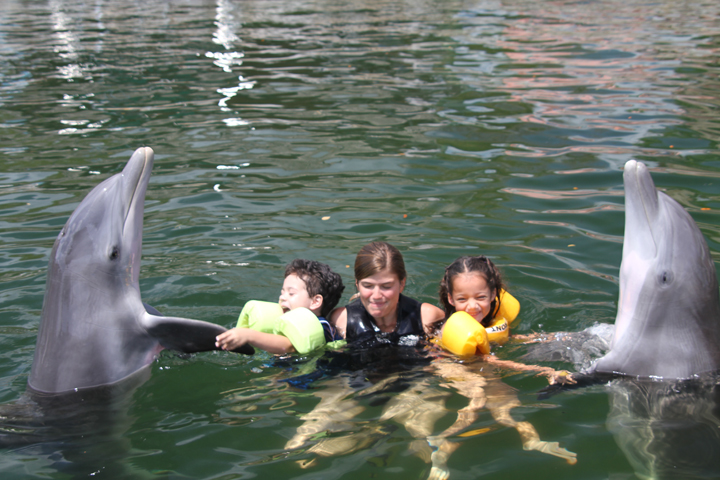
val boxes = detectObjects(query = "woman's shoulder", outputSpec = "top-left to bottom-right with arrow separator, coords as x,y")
420,302 -> 445,324
329,306 -> 347,323
328,306 -> 348,338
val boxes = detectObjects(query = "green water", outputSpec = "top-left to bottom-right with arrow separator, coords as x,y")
1,0 -> 719,478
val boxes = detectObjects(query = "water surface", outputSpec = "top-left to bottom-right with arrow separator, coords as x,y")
1,0 -> 719,478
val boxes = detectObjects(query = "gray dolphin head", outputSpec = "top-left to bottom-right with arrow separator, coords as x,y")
591,160 -> 720,379
29,147 -> 251,394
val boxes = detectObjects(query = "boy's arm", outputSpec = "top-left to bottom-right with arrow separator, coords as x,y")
216,327 -> 296,355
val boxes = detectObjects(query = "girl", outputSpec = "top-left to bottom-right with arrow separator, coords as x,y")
426,255 -> 577,471
439,255 -> 504,330
437,254 -> 573,380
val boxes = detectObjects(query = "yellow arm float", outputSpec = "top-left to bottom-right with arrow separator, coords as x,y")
273,307 -> 326,355
236,300 -> 283,332
440,311 -> 490,356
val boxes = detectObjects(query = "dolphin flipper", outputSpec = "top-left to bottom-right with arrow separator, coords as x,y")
142,313 -> 255,355
142,302 -> 163,317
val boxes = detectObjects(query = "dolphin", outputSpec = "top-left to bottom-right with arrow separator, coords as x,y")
529,160 -> 720,479
586,160 -> 720,379
535,159 -> 720,385
28,147 -> 253,395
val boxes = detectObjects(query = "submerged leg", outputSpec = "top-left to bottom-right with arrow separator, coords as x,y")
426,437 -> 460,480
285,376 -> 364,450
434,396 -> 486,439
377,377 -> 459,478
302,424 -> 388,462
489,399 -> 577,465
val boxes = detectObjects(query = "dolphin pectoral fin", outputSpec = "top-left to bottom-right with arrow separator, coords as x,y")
142,313 -> 255,355
142,302 -> 163,316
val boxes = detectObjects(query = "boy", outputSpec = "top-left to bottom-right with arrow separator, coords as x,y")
215,259 -> 345,354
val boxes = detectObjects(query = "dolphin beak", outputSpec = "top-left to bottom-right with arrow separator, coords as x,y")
623,160 -> 660,257
123,147 -> 154,237
623,160 -> 659,218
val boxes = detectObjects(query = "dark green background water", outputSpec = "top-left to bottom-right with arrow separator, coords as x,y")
1,0 -> 719,478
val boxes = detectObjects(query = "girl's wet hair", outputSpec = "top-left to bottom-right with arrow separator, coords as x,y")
438,255 -> 504,326
354,241 -> 407,283
285,259 -> 345,318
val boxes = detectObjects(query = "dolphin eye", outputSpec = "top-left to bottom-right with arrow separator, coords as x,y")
110,246 -> 119,260
658,270 -> 673,286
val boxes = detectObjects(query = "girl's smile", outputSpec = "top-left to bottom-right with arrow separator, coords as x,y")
448,272 -> 496,323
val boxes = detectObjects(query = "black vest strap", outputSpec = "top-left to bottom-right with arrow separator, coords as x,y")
345,294 -> 424,345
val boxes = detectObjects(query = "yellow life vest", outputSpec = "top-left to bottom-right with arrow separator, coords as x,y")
439,289 -> 520,356
485,289 -> 520,344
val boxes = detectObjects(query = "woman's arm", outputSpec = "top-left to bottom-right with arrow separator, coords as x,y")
216,327 -> 295,355
421,303 -> 445,336
329,307 -> 348,339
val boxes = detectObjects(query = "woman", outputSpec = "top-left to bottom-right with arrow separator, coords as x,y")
331,241 -> 444,345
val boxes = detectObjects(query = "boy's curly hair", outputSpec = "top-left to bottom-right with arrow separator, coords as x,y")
285,259 -> 345,318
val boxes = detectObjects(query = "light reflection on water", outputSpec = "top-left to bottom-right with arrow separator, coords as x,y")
0,0 -> 719,478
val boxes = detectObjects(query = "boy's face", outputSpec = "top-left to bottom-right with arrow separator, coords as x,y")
279,274 -> 320,314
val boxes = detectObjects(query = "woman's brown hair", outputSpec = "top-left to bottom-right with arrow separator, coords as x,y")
354,241 -> 407,283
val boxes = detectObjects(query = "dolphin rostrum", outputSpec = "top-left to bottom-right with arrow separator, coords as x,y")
588,160 -> 720,379
29,147 -> 253,395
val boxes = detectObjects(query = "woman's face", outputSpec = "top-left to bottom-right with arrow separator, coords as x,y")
448,272 -> 496,323
356,269 -> 406,320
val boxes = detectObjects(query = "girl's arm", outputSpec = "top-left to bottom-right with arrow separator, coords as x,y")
481,355 -> 574,384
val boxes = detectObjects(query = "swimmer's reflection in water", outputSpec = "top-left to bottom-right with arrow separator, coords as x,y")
284,347 -> 576,475
282,244 -> 576,477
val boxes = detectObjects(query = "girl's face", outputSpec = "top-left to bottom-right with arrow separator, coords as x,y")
356,269 -> 406,320
448,272 -> 496,323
